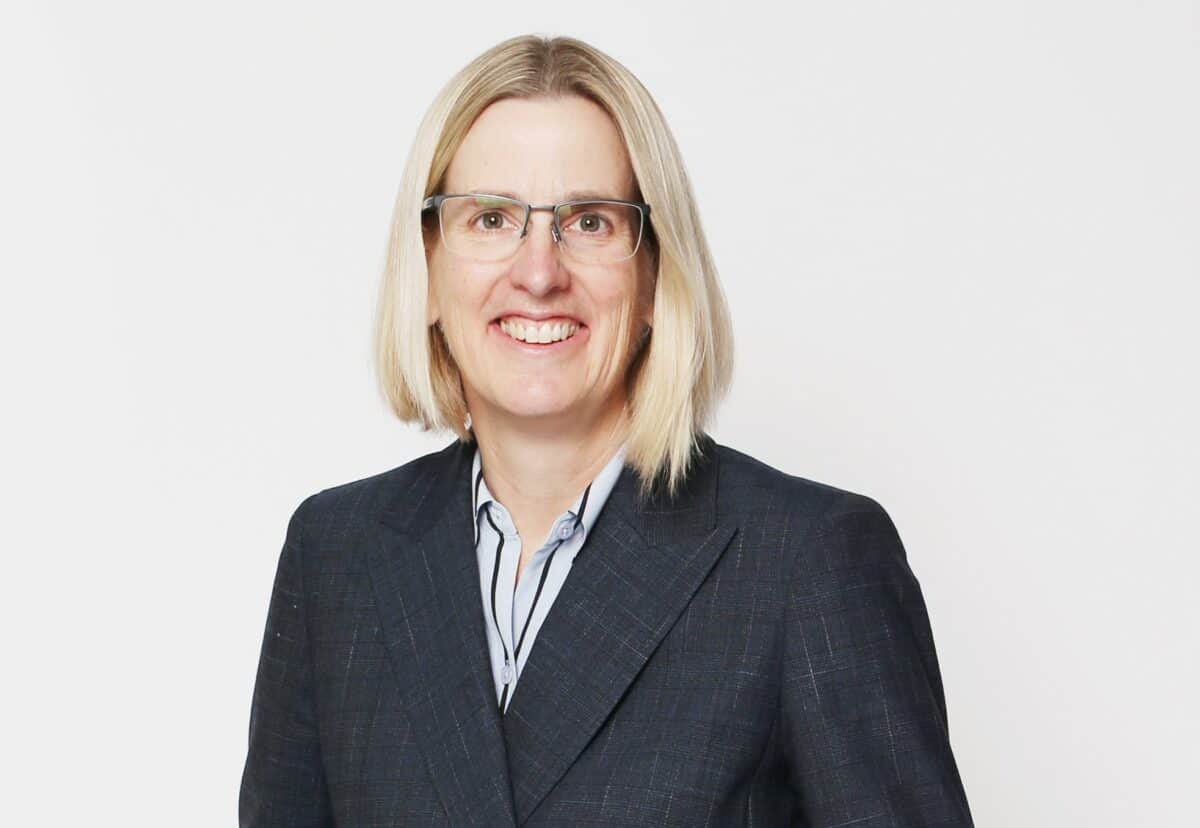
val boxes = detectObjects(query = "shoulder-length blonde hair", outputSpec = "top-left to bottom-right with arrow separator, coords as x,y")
374,34 -> 733,500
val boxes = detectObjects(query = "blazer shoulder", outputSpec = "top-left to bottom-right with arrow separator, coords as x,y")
294,439 -> 462,527
712,441 -> 891,530
712,443 -> 917,588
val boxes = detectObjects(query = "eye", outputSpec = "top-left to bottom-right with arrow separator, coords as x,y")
561,209 -> 614,236
576,212 -> 609,233
470,210 -> 516,232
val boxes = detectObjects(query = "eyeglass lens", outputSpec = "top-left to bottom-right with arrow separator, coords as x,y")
437,195 -> 643,264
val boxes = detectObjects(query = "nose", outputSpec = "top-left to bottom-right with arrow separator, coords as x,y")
510,212 -> 569,296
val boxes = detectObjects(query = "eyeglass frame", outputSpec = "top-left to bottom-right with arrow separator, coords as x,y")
421,193 -> 653,263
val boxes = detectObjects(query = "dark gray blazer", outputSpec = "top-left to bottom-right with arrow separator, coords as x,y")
240,435 -> 974,826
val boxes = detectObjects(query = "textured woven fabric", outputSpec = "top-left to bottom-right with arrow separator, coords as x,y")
240,435 -> 974,826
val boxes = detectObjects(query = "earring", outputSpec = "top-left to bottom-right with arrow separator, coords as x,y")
464,412 -> 472,431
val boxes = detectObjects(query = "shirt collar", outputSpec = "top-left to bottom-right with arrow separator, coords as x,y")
471,442 -> 628,547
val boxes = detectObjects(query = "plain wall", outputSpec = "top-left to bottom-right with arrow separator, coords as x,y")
4,1 -> 1197,824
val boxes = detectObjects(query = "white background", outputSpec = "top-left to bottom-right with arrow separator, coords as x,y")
4,1 -> 1197,824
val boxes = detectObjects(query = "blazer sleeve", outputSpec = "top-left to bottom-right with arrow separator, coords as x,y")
239,496 -> 334,827
781,492 -> 974,826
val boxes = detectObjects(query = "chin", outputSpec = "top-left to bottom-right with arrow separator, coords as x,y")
496,397 -> 577,422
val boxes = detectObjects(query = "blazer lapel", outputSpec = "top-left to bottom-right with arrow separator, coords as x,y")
365,440 -> 517,827
500,435 -> 738,824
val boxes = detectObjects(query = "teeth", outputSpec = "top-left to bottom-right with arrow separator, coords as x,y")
499,318 -> 579,344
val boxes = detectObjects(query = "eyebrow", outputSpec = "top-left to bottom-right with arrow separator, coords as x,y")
461,188 -> 630,203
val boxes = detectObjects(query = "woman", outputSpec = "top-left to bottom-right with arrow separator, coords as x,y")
240,34 -> 974,826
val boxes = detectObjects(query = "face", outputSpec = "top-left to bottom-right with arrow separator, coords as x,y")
426,95 -> 655,433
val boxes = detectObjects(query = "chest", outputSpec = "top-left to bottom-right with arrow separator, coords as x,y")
305,542 -> 790,824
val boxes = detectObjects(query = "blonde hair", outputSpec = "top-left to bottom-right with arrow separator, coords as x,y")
374,34 -> 733,500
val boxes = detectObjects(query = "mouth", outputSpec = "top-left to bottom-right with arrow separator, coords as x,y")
494,315 -> 584,347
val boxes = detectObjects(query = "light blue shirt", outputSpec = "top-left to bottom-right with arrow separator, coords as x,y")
471,443 -> 627,714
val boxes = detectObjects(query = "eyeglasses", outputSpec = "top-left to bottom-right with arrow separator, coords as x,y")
421,193 -> 652,265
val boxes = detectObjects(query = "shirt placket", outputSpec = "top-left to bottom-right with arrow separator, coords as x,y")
488,503 -> 521,690
510,515 -> 574,676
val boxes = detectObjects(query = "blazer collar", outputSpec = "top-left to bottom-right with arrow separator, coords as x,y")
368,434 -> 737,825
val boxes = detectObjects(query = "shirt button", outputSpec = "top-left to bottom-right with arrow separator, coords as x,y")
558,524 -> 574,540
501,663 -> 514,684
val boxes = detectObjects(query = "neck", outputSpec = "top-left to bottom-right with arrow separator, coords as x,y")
467,395 -> 629,534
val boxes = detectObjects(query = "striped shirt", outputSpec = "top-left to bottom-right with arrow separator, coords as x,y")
471,443 -> 627,714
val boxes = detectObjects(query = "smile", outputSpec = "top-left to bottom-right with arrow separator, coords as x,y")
498,316 -> 581,344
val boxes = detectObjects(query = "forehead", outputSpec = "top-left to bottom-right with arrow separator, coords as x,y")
443,95 -> 636,200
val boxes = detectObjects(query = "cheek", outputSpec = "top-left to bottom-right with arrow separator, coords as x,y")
593,267 -> 643,318
587,271 -> 647,364
431,263 -> 488,325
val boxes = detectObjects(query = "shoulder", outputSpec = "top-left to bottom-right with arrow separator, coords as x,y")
710,441 -> 901,565
290,439 -> 463,531
712,440 -> 884,520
